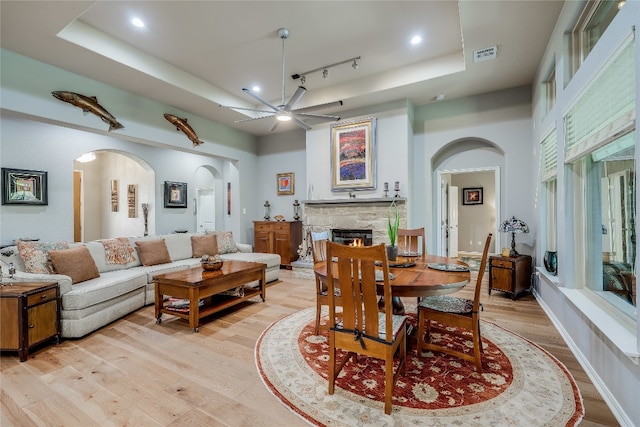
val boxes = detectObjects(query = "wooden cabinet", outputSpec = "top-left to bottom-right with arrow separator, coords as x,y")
1,281 -> 60,361
488,255 -> 532,300
254,221 -> 302,267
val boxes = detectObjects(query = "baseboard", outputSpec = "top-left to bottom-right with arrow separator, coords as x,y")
533,288 -> 633,426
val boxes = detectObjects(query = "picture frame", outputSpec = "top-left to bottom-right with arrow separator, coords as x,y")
330,117 -> 377,191
463,187 -> 483,205
111,179 -> 118,212
164,181 -> 187,208
277,172 -> 295,195
1,168 -> 48,205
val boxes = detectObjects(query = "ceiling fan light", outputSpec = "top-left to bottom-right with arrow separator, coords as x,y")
276,112 -> 292,122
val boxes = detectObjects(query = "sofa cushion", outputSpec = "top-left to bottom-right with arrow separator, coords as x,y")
61,269 -> 147,310
17,240 -> 69,274
162,233 -> 194,261
49,245 -> 101,284
98,237 -> 137,265
217,251 -> 281,269
85,241 -> 141,273
192,234 -> 218,258
135,239 -> 172,266
214,231 -> 238,254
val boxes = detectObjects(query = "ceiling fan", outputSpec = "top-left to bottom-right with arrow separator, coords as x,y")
220,28 -> 343,132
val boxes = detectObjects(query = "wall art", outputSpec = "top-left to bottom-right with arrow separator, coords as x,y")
111,179 -> 119,212
164,181 -> 187,208
127,184 -> 137,218
463,187 -> 483,205
330,117 -> 377,191
1,168 -> 48,205
277,172 -> 295,195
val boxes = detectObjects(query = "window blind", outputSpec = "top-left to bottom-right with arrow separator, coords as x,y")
540,127 -> 558,182
564,32 -> 636,163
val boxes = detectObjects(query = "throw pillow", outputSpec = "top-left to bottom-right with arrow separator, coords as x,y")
216,231 -> 238,254
17,240 -> 69,274
135,239 -> 172,266
49,245 -> 100,284
192,234 -> 218,258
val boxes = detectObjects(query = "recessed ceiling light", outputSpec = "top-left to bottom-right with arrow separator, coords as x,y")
131,17 -> 145,28
411,35 -> 422,45
252,86 -> 261,92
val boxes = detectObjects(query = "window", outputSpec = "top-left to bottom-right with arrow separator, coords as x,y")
540,128 -> 558,257
565,32 -> 636,311
571,0 -> 622,75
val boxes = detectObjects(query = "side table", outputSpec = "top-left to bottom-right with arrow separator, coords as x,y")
0,281 -> 60,361
488,255 -> 532,300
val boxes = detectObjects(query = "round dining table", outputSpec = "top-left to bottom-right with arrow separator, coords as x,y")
313,254 -> 471,313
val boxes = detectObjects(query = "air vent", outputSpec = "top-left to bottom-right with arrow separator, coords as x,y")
474,46 -> 497,62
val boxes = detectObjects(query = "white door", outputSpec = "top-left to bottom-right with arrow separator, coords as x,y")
448,186 -> 459,258
196,188 -> 215,232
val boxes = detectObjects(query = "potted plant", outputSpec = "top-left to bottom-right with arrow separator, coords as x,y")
387,201 -> 399,261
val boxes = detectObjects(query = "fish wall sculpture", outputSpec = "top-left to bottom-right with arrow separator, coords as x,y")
164,113 -> 204,147
51,91 -> 124,132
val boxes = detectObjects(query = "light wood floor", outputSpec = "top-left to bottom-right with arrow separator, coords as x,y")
1,270 -> 619,426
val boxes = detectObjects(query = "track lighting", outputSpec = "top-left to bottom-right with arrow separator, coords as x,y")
291,55 -> 361,83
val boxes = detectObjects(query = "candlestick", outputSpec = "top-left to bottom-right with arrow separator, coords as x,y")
384,182 -> 389,191
394,181 -> 400,191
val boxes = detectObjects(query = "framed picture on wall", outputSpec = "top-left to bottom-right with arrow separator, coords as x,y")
1,168 -> 48,205
330,117 -> 377,191
462,187 -> 483,205
277,172 -> 295,195
164,181 -> 187,208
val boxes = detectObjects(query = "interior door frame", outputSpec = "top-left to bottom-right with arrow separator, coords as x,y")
436,167 -> 502,256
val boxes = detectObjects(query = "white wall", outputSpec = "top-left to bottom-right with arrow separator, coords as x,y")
413,86 -> 533,255
0,49 -> 261,245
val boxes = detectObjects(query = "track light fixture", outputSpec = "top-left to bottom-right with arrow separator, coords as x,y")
291,56 -> 361,83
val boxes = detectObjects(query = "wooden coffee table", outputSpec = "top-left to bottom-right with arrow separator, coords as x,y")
153,260 -> 266,332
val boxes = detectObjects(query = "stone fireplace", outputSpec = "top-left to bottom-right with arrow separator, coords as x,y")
331,228 -> 373,246
291,198 -> 406,278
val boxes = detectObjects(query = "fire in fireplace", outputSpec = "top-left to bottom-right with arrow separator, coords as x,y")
331,229 -> 373,247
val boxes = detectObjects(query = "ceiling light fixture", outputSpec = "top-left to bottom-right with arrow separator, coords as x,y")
291,55 -> 361,82
411,35 -> 422,45
131,17 -> 145,28
76,152 -> 96,163
276,111 -> 292,122
252,85 -> 261,92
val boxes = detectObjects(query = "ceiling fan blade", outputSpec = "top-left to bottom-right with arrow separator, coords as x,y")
296,112 -> 341,121
294,117 -> 312,131
242,88 -> 280,112
284,86 -> 306,111
233,115 -> 275,124
219,105 -> 276,114
293,100 -> 343,114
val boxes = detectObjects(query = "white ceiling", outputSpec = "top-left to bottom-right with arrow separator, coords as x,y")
0,1 -> 564,136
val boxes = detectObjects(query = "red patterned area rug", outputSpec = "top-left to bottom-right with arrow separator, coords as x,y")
255,307 -> 584,427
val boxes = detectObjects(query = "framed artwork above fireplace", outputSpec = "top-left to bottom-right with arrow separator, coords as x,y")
330,117 -> 377,192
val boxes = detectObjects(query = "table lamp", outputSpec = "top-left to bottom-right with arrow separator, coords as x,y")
498,216 -> 529,257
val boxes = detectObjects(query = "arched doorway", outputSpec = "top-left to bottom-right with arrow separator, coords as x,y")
432,138 -> 504,257
74,150 -> 155,241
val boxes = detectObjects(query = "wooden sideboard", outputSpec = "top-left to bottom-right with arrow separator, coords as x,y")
254,221 -> 302,268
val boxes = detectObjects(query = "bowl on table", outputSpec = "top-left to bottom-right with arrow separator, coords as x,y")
201,260 -> 223,271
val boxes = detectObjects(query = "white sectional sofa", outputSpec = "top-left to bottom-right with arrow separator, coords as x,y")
0,232 -> 280,338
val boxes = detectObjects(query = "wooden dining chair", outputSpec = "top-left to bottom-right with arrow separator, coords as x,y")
397,227 -> 426,256
417,233 -> 492,372
308,229 -> 342,334
326,241 -> 407,415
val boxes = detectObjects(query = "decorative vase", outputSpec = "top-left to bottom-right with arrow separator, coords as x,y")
386,245 -> 398,261
544,251 -> 557,275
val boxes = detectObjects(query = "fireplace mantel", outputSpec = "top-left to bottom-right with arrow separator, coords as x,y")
302,197 -> 406,207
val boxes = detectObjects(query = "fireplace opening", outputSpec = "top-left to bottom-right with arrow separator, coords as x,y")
331,229 -> 373,247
